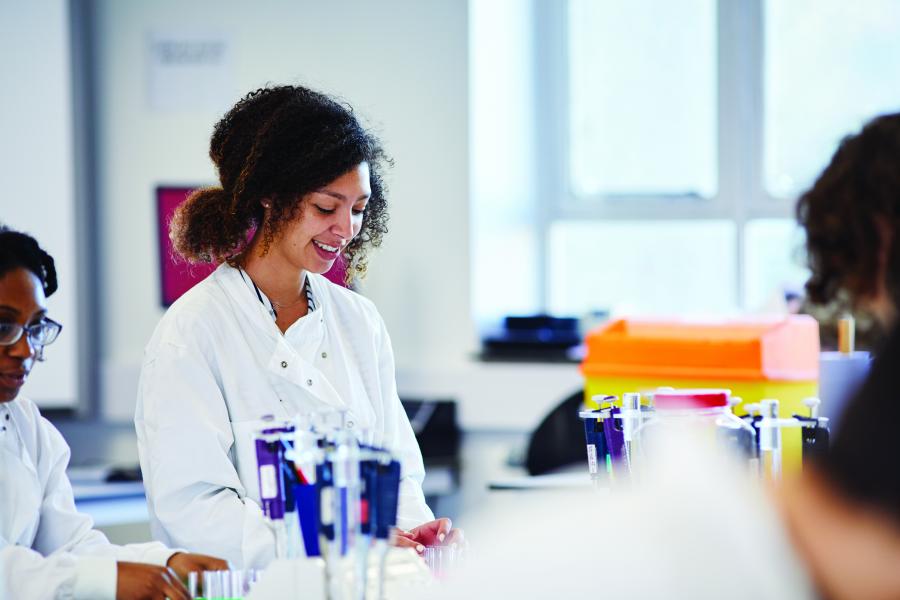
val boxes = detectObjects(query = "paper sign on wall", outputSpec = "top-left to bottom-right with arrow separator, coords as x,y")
146,30 -> 235,112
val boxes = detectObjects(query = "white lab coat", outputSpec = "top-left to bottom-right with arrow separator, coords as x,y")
0,397 -> 176,600
135,264 -> 434,569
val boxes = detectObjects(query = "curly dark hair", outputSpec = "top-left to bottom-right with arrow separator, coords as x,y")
170,85 -> 391,281
797,113 -> 900,308
0,225 -> 57,297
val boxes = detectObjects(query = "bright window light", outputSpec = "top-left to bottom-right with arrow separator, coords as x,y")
548,220 -> 737,316
764,0 -> 900,199
568,0 -> 717,198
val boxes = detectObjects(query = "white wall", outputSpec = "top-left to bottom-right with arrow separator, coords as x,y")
0,0 -> 79,409
94,0 -> 476,420
470,0 -> 541,324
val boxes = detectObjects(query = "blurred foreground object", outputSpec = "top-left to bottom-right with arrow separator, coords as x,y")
405,422 -> 817,599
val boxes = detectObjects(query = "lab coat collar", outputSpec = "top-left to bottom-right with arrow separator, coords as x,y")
215,263 -> 327,332
215,263 -> 285,335
213,264 -> 346,410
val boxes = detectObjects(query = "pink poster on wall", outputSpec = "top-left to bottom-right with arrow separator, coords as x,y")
156,186 -> 349,307
157,186 -> 217,306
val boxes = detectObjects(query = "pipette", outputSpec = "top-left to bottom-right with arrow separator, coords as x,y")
579,407 -> 609,486
372,458 -> 401,600
620,392 -> 642,474
255,426 -> 292,559
602,404 -> 626,478
794,397 -> 830,462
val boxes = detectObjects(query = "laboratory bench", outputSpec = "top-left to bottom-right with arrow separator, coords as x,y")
54,356 -> 587,540
54,416 -> 536,544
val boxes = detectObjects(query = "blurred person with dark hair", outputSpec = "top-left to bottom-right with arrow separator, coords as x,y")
776,113 -> 900,599
775,326 -> 900,600
0,226 -> 226,600
797,112 -> 900,329
136,85 -> 459,570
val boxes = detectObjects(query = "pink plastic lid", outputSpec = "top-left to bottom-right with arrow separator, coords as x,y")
653,389 -> 730,409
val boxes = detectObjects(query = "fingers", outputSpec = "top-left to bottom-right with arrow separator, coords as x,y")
161,567 -> 190,600
394,520 -> 460,554
167,552 -> 230,579
434,518 -> 453,543
200,555 -> 229,572
117,561 -> 192,600
393,533 -> 425,554
407,518 -> 454,546
393,527 -> 414,540
165,552 -> 187,579
444,527 -> 465,546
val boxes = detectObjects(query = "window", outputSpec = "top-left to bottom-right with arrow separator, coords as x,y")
470,0 -> 900,324
568,0 -> 717,198
763,0 -> 900,199
548,220 -> 737,316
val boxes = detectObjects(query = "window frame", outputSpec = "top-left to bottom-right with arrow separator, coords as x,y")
533,0 -> 796,311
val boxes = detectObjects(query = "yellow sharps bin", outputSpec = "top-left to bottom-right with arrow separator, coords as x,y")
581,316 -> 820,472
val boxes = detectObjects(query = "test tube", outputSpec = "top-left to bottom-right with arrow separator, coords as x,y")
187,572 -> 198,599
202,570 -> 219,599
230,570 -> 244,598
220,570 -> 232,598
423,544 -> 460,578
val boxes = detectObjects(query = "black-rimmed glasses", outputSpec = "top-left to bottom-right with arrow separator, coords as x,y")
0,318 -> 63,361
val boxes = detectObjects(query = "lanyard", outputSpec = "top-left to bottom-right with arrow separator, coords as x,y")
239,269 -> 316,319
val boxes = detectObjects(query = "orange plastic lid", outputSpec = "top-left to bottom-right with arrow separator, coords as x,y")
581,316 -> 820,381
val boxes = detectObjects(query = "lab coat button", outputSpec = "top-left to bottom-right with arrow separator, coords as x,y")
347,421 -> 354,429
321,351 -> 327,359
281,361 -> 288,368
306,379 -> 313,386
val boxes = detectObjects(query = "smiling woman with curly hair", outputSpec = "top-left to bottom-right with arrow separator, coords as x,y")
170,85 -> 390,280
136,85 -> 461,569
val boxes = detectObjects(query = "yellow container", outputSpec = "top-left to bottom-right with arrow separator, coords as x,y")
581,317 -> 821,472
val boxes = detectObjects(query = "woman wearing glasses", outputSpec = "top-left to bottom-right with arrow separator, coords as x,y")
0,226 -> 226,599
135,85 -> 460,570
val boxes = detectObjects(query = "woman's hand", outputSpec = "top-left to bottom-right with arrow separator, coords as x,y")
393,518 -> 465,554
166,551 -> 229,580
115,561 -> 189,600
